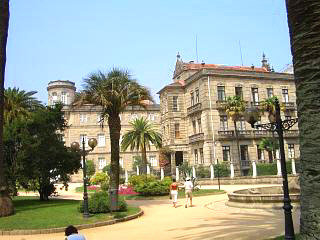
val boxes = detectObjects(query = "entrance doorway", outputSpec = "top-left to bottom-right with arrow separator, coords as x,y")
175,151 -> 183,166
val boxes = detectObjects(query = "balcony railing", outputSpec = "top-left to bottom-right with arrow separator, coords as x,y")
240,160 -> 251,169
189,133 -> 204,144
216,129 -> 298,140
284,130 -> 299,138
216,100 -> 227,110
217,130 -> 234,139
187,102 -> 202,115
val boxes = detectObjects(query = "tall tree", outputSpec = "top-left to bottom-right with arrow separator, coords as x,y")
0,0 -> 13,217
4,87 -> 42,124
286,1 -> 320,238
121,117 -> 162,173
258,138 -> 279,163
225,96 -> 246,175
77,68 -> 152,209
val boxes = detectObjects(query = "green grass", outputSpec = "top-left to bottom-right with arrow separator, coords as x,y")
0,197 -> 140,230
123,189 -> 225,200
75,186 -> 98,193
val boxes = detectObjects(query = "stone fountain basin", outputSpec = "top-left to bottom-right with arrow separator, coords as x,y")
226,186 -> 300,209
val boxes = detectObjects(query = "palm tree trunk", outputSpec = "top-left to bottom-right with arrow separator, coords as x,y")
233,120 -> 242,176
268,151 -> 273,164
286,1 -> 320,238
108,114 -> 121,211
141,141 -> 147,174
0,0 -> 13,217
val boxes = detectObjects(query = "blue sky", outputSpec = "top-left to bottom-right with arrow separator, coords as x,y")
6,0 -> 291,104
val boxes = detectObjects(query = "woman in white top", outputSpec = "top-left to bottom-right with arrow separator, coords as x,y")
184,177 -> 193,208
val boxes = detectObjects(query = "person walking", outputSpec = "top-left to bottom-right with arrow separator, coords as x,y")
184,177 -> 193,208
170,177 -> 178,208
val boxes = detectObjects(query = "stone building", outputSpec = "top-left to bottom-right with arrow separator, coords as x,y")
47,80 -> 161,176
158,54 -> 299,176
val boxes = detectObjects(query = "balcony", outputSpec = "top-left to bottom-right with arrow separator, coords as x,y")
216,100 -> 227,110
189,133 -> 204,144
187,103 -> 202,115
250,101 -> 264,110
240,160 -> 251,169
282,102 -> 296,110
238,130 -> 252,137
216,130 -> 234,139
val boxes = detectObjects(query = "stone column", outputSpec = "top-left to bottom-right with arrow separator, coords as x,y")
252,161 -> 257,178
147,164 -> 150,175
192,166 -> 196,178
176,167 -> 179,181
277,159 -> 282,176
291,159 -> 297,175
160,167 -> 164,180
171,152 -> 176,177
210,164 -> 214,180
125,170 -> 128,184
136,166 -> 139,176
230,163 -> 234,178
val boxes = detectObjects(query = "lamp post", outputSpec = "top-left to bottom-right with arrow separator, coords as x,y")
216,159 -> 221,191
71,138 -> 97,218
245,98 -> 297,240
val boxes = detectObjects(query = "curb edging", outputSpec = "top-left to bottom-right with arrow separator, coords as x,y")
0,209 -> 144,236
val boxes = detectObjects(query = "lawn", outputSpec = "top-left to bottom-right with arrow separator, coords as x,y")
123,189 -> 225,200
0,197 -> 140,230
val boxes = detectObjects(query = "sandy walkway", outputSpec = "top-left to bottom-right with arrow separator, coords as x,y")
1,184 -> 300,240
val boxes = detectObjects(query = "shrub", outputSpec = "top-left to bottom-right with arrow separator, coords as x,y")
86,160 -> 96,183
196,165 -> 210,178
214,163 -> 230,177
256,163 -> 277,175
128,175 -> 171,196
178,162 -> 192,180
78,191 -> 127,213
90,172 -> 109,185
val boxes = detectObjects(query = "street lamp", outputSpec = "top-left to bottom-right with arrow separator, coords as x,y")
71,138 -> 97,218
245,98 -> 297,240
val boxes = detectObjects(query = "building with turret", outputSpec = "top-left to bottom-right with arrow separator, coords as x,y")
158,54 -> 299,176
47,80 -> 161,180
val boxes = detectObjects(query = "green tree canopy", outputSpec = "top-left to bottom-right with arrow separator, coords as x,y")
121,117 -> 162,173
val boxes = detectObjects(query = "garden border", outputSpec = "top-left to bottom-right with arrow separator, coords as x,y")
0,209 -> 144,236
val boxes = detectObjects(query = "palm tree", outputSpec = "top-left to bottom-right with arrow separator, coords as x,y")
286,1 -> 320,238
0,0 -> 13,217
4,87 -> 42,124
121,117 -> 162,173
225,96 -> 246,175
77,68 -> 152,210
258,138 -> 279,163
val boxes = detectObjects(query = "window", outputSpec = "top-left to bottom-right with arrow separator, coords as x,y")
52,92 -> 58,105
98,158 -> 106,170
148,113 -> 155,121
222,146 -> 231,161
195,89 -> 200,103
257,145 -> 265,160
220,116 -> 228,130
192,120 -> 197,134
237,117 -> 246,130
98,134 -> 105,147
190,92 -> 194,106
240,145 -> 249,161
199,148 -> 204,164
167,124 -> 169,135
163,126 -> 165,136
217,86 -> 225,101
80,113 -> 87,123
251,88 -> 259,105
197,118 -> 202,133
80,134 -> 88,147
61,92 -> 67,104
194,149 -> 198,164
288,144 -> 295,159
149,156 -> 157,167
282,89 -> 289,103
174,123 -> 180,138
173,96 -> 178,112
119,157 -> 124,168
254,116 -> 262,130
235,87 -> 243,99
267,88 -> 274,98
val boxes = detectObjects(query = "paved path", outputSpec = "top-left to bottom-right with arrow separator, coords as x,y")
2,184 -> 300,240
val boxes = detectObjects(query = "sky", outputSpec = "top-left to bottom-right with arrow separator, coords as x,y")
5,0 -> 292,104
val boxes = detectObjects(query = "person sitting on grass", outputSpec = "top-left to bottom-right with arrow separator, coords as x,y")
65,225 -> 86,240
184,177 -> 193,208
